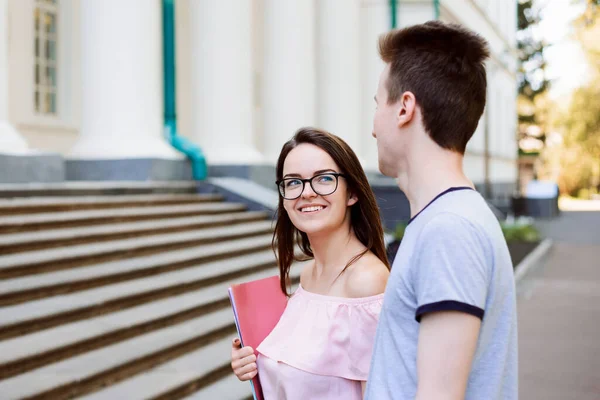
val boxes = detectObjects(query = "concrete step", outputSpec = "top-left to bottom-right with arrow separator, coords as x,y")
0,270 -> 297,400
0,211 -> 269,255
0,251 -> 277,354
0,181 -> 199,198
0,264 -> 296,381
79,342 -> 248,400
0,202 -> 247,234
0,185 -> 286,399
184,374 -> 253,400
0,297 -> 231,380
0,234 -> 273,302
101,285 -> 301,400
184,376 -> 253,400
0,247 -> 278,336
0,220 -> 273,280
0,193 -> 223,215
0,309 -> 234,399
79,287 -> 303,400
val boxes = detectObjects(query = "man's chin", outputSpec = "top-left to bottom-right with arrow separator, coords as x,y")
378,163 -> 398,178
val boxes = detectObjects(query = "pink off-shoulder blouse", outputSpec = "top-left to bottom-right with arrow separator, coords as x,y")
256,284 -> 383,400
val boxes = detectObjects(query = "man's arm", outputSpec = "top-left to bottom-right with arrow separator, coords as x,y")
411,213 -> 491,399
415,310 -> 481,400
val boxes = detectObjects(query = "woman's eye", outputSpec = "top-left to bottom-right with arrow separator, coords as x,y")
286,179 -> 301,188
317,175 -> 334,183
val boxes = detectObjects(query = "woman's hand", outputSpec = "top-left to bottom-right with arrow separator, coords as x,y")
231,338 -> 258,381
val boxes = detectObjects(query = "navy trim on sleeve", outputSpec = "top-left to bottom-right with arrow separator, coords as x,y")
415,300 -> 485,322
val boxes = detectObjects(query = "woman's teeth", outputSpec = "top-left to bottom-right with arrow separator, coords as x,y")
301,206 -> 324,213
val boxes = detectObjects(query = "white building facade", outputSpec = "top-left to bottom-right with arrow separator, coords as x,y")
0,0 -> 518,195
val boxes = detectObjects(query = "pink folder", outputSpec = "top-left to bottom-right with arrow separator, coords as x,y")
228,275 -> 288,400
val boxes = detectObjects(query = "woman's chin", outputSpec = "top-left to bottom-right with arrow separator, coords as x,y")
295,222 -> 331,236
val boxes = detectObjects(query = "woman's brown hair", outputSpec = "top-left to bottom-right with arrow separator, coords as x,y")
273,127 -> 390,295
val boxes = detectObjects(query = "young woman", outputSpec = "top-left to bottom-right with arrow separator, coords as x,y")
230,128 -> 390,399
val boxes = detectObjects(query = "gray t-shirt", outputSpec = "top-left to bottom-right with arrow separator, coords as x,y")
365,187 -> 518,400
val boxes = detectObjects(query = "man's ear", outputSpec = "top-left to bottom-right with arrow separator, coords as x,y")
347,193 -> 358,207
396,91 -> 417,128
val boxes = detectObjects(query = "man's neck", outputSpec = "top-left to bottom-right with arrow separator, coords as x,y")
396,148 -> 473,219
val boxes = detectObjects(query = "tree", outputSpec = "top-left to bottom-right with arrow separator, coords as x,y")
575,0 -> 600,65
517,0 -> 549,101
516,0 -> 550,155
546,0 -> 600,197
578,0 -> 600,26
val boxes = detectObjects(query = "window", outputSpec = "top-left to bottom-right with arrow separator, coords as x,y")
34,0 -> 58,115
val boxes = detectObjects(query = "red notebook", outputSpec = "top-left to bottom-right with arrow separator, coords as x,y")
228,275 -> 288,400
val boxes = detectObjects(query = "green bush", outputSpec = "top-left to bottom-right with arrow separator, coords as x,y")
578,188 -> 591,200
393,221 -> 408,241
393,219 -> 541,243
500,222 -> 541,243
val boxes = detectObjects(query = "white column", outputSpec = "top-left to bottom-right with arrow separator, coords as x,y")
0,0 -> 29,155
361,1 -> 388,172
263,0 -> 316,162
189,0 -> 262,165
70,0 -> 178,159
398,2 -> 436,26
317,0 -> 362,153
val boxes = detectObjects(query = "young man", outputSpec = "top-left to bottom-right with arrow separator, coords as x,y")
365,21 -> 518,400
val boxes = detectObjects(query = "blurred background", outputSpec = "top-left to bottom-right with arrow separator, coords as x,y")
1,0 -> 519,195
0,0 -> 598,399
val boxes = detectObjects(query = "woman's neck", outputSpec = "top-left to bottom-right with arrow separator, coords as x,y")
307,222 -> 367,279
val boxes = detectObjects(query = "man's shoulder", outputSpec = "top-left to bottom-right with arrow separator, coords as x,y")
416,211 -> 488,243
415,191 -> 499,242
407,210 -> 497,277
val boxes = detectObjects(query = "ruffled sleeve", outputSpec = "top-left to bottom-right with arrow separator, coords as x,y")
256,285 -> 383,381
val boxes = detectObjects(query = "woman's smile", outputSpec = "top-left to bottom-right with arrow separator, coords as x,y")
298,203 -> 328,214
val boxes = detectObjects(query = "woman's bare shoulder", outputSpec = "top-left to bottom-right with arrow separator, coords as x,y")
345,253 -> 389,298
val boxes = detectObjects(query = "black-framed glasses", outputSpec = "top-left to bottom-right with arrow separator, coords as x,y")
276,172 -> 345,200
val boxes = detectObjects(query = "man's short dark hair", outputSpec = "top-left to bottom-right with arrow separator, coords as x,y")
379,21 -> 490,154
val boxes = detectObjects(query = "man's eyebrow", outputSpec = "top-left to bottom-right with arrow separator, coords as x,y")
283,169 -> 337,179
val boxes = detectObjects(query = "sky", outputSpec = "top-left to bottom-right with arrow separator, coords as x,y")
535,0 -> 590,99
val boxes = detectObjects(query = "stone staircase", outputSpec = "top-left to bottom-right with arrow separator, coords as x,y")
0,182 -> 288,400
